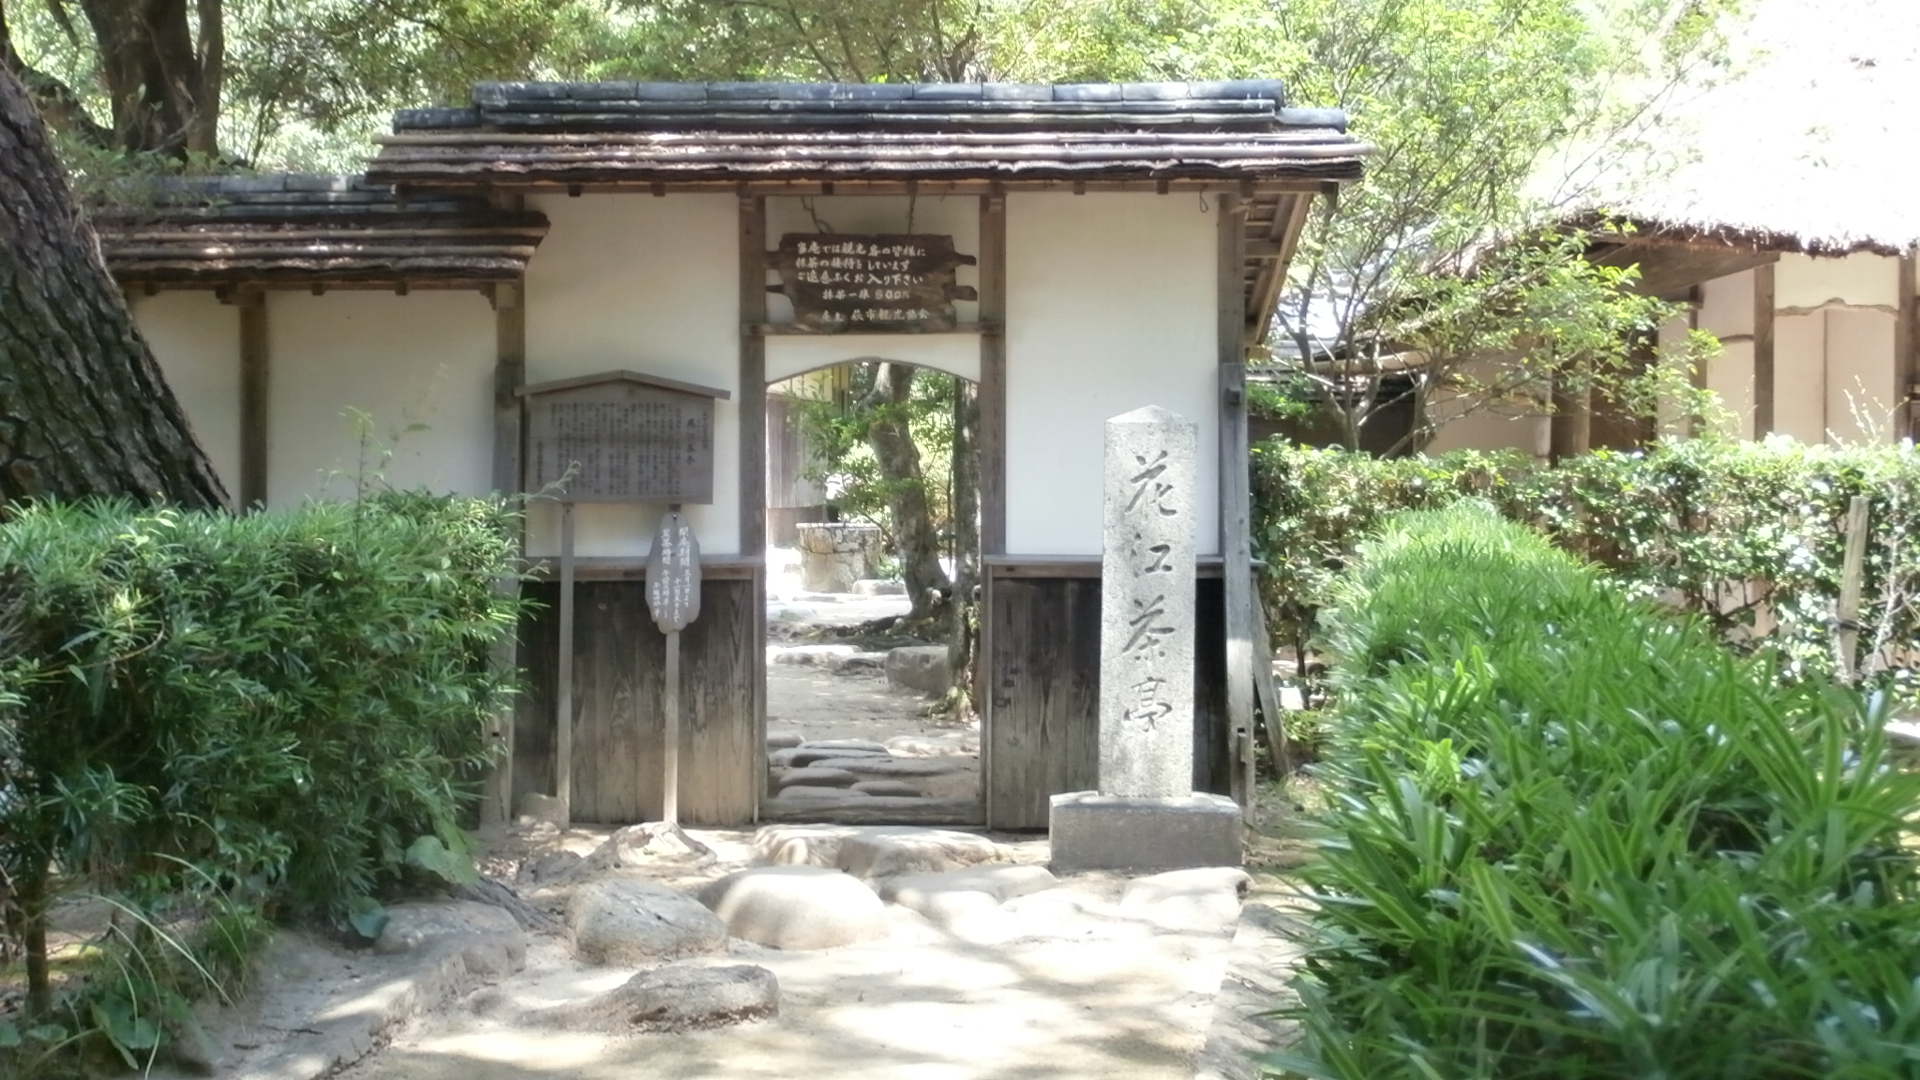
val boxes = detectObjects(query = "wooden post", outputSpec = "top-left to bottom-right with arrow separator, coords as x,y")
556,501 -> 576,822
1754,263 -> 1776,438
1896,252 -> 1915,442
483,280 -> 526,825
647,508 -> 702,826
1836,495 -> 1871,682
237,289 -> 269,509
739,195 -> 768,819
978,193 -> 1008,556
1217,192 -> 1255,795
977,191 -> 1008,826
662,632 -> 681,825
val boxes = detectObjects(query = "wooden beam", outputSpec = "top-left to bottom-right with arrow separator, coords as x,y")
1216,192 -> 1255,807
978,193 -> 1008,556
237,289 -> 269,509
1898,252 -> 1916,442
739,195 -> 769,821
1754,263 -> 1776,437
493,281 -> 526,495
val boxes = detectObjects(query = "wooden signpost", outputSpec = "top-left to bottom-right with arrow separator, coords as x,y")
519,370 -> 726,826
646,509 -> 702,825
769,233 -> 977,333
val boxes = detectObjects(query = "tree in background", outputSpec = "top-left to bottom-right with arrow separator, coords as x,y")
0,47 -> 226,507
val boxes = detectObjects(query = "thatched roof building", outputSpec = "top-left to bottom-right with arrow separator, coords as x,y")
1589,0 -> 1918,260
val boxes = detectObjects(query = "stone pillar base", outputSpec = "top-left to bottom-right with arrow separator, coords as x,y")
1048,791 -> 1242,872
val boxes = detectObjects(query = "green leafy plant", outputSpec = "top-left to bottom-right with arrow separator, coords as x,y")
1272,504 -> 1920,1079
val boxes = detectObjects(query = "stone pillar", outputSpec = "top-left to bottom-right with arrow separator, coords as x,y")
1050,406 -> 1241,872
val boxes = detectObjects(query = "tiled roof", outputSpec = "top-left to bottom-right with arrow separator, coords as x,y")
95,175 -> 548,290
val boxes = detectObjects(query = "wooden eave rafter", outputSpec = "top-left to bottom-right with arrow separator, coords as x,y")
1588,234 -> 1782,300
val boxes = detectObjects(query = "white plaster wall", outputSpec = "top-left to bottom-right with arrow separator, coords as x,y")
1655,311 -> 1695,438
132,292 -> 242,496
1773,313 -> 1826,443
1825,308 -> 1897,444
1006,193 -> 1218,556
267,291 -> 494,505
766,334 -> 980,384
1704,339 -> 1756,440
1776,252 -> 1901,312
524,194 -> 741,555
1696,269 -> 1755,339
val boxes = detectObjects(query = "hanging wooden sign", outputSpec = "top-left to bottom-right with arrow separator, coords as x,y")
645,510 -> 703,634
518,370 -> 730,504
770,233 -> 978,333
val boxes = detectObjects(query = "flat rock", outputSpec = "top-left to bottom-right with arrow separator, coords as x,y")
876,866 -> 1058,925
884,734 -> 969,758
777,785 -> 870,800
885,644 -> 953,695
852,578 -> 906,595
771,644 -> 857,666
831,652 -> 888,674
836,827 -> 1005,878
810,756 -> 963,778
534,963 -> 778,1032
373,901 -> 527,977
765,731 -> 805,750
785,745 -> 891,767
1120,867 -> 1251,934
566,875 -> 727,966
698,867 -> 890,949
575,821 -> 714,877
774,767 -> 860,789
849,780 -> 920,797
515,792 -> 569,827
801,738 -> 891,753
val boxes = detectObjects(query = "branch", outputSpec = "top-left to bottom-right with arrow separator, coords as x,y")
0,4 -> 111,148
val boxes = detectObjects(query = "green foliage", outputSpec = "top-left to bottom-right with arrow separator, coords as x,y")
787,364 -> 956,549
1253,437 -> 1920,691
0,492 -> 521,1070
1274,504 -> 1920,1079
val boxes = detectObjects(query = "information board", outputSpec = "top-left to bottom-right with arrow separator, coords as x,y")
771,233 -> 978,333
521,374 -> 725,503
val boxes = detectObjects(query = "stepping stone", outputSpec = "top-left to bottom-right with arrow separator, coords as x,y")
801,738 -> 890,753
884,734 -> 967,758
836,827 -> 1004,879
1120,867 -> 1251,934
771,644 -> 857,665
774,767 -> 859,790
852,579 -> 905,595
535,963 -> 778,1031
885,645 -> 952,695
698,866 -> 890,949
786,746 -> 890,767
810,756 -> 963,778
831,652 -> 887,674
566,877 -> 726,966
876,865 -> 1059,925
766,731 -> 805,750
778,785 -> 871,800
850,780 -> 920,797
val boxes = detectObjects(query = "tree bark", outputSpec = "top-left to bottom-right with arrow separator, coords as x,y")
0,63 -> 228,507
946,375 -> 979,713
862,363 -> 949,622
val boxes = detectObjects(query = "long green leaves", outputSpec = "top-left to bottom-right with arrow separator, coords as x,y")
1276,504 -> 1920,1080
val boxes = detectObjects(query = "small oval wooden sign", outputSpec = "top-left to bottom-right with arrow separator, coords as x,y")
645,511 -> 702,633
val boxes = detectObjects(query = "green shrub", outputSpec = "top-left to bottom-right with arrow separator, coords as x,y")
1251,438 -> 1920,688
1271,505 -> 1920,1080
0,492 -> 521,1061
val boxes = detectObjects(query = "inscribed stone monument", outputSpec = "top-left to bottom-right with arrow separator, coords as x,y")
1049,406 -> 1242,872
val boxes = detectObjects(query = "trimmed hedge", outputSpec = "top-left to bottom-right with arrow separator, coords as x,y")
1271,504 -> 1920,1080
1251,438 -> 1920,685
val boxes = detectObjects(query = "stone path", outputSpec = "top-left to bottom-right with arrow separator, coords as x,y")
313,824 -> 1275,1080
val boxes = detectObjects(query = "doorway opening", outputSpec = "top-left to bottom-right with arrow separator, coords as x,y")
762,360 -> 983,823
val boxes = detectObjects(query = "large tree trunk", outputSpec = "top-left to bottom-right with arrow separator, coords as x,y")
74,0 -> 221,156
863,363 -> 949,622
0,62 -> 228,507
